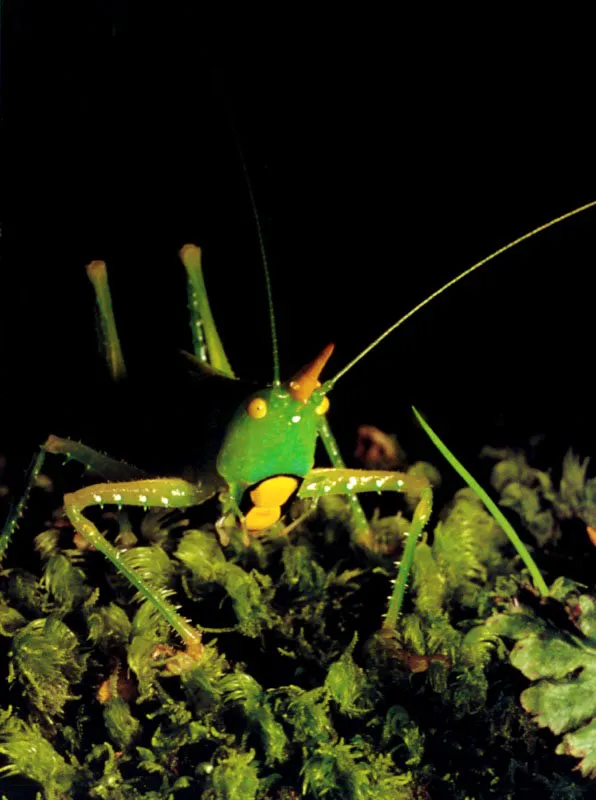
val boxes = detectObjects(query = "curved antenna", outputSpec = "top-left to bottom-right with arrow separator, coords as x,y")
201,61 -> 280,384
236,148 -> 281,385
323,200 -> 596,392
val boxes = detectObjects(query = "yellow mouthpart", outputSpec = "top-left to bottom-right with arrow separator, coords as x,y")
245,476 -> 299,532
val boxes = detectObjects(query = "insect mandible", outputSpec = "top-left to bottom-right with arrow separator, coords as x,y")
2,201 -> 595,650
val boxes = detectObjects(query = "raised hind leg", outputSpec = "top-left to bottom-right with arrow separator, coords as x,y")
179,244 -> 235,377
86,260 -> 127,382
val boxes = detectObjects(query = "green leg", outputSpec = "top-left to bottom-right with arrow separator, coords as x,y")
0,449 -> 47,562
179,245 -> 235,377
86,260 -> 127,382
64,477 -> 212,647
384,487 -> 432,629
43,435 -> 148,481
317,417 -> 371,545
0,437 -> 147,564
215,483 -> 249,547
298,468 -> 433,628
297,468 -> 429,507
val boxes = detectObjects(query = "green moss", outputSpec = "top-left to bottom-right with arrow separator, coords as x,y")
0,442 -> 595,797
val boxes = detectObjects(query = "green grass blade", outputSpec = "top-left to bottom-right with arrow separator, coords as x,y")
412,406 -> 549,597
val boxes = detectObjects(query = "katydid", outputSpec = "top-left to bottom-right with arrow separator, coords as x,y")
1,201 -> 595,651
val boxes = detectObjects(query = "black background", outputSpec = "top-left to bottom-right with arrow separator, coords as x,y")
3,7 -> 596,484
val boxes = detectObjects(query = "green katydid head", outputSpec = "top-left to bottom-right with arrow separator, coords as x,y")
216,343 -> 333,488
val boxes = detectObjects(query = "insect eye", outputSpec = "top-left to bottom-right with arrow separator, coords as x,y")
247,397 -> 268,419
315,396 -> 330,416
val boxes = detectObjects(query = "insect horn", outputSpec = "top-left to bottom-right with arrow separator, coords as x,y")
320,200 -> 596,393
288,342 -> 335,402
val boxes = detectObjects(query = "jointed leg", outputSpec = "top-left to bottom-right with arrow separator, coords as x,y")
297,468 -> 428,505
298,468 -> 433,627
1,434 -> 147,562
384,487 -> 432,629
317,417 -> 371,544
65,477 -> 211,647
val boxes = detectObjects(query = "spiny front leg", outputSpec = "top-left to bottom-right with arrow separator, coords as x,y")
297,468 -> 428,504
298,468 -> 433,628
65,478 -> 211,649
384,487 -> 432,629
317,417 -> 371,546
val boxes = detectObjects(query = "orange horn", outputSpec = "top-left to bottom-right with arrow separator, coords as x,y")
288,343 -> 335,403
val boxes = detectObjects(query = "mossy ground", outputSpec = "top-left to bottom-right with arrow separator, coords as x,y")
0,438 -> 595,799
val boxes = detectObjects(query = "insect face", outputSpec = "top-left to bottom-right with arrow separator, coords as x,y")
216,343 -> 334,491
216,384 -> 321,488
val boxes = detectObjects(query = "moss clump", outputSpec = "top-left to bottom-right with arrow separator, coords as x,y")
0,442 -> 595,798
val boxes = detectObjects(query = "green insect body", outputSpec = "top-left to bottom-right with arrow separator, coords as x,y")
2,202 -> 596,653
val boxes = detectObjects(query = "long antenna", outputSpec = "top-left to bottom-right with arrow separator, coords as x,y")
236,147 -> 281,385
323,200 -> 596,391
203,58 -> 281,385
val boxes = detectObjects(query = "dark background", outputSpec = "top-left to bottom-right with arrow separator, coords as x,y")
3,7 -> 596,486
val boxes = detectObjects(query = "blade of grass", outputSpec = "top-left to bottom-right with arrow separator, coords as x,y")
412,406 -> 549,597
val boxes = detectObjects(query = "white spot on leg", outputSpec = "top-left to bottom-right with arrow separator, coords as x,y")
139,495 -> 148,504
93,494 -> 102,503
161,497 -> 169,506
